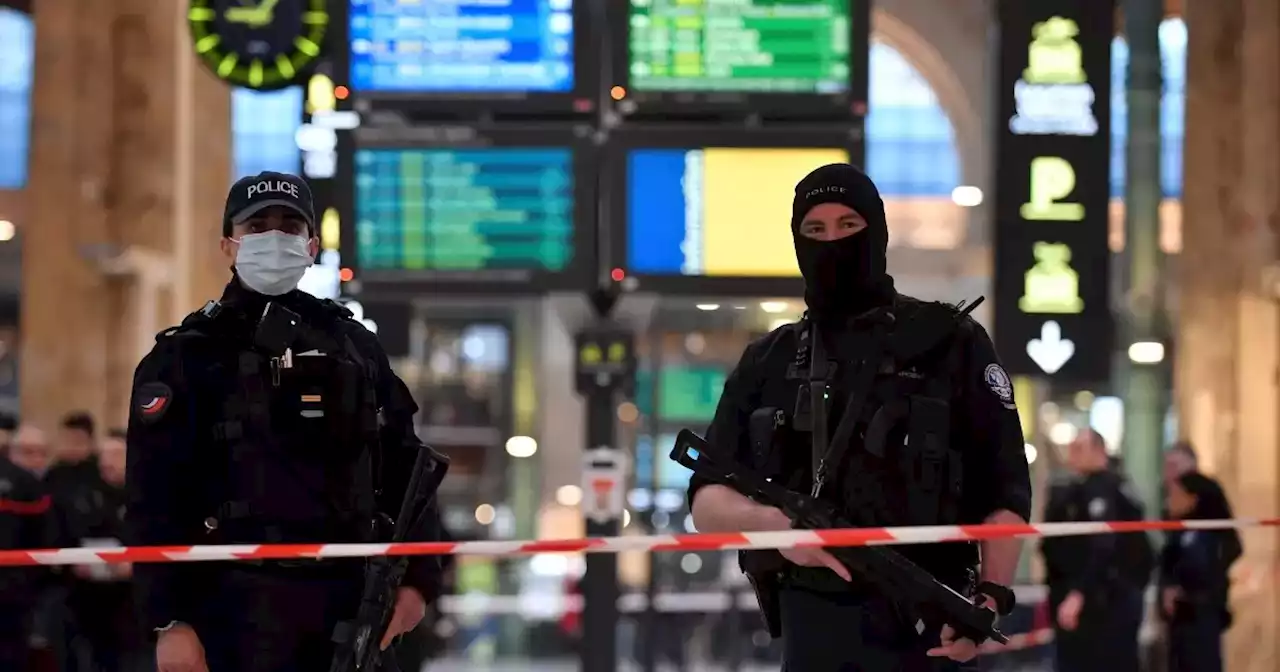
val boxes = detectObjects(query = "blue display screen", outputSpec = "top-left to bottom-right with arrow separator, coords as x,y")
348,0 -> 577,93
354,147 -> 575,273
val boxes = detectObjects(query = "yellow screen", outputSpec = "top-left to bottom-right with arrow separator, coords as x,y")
700,147 -> 851,276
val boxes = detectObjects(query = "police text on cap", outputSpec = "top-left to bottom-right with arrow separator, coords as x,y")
247,180 -> 300,199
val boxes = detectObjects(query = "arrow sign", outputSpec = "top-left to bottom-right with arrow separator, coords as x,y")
1026,321 -> 1075,374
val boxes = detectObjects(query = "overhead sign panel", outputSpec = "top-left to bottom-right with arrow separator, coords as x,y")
993,0 -> 1114,383
341,124 -> 597,294
339,0 -> 598,116
605,127 -> 860,296
610,0 -> 869,120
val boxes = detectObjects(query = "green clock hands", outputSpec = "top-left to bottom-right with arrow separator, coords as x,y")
225,0 -> 281,28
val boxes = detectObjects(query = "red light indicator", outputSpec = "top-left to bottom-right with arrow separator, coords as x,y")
339,267 -> 354,282
610,268 -> 626,282
335,86 -> 350,100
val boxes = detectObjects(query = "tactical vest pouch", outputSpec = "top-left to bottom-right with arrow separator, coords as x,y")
902,394 -> 954,526
283,353 -> 367,457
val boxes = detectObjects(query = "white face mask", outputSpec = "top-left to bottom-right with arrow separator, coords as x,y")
233,231 -> 314,296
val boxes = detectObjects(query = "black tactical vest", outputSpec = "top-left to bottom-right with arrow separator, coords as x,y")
773,298 -> 974,529
164,300 -> 382,545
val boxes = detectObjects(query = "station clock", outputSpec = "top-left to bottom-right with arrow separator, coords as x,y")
187,0 -> 329,91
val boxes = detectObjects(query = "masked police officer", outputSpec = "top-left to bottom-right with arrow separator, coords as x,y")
126,171 -> 448,672
1041,429 -> 1153,672
687,164 -> 1032,670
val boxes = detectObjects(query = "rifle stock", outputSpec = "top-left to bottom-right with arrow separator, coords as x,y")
329,444 -> 449,672
671,429 -> 1007,645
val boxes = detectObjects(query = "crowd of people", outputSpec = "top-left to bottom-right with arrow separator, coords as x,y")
0,411 -> 146,671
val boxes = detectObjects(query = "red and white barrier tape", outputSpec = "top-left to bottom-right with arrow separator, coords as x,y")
0,517 -> 1270,567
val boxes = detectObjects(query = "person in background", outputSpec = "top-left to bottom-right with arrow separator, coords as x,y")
47,412 -> 99,494
1163,441 -> 1198,485
0,411 -> 17,452
9,425 -> 52,480
1163,472 -> 1239,672
0,443 -> 54,670
1041,429 -> 1153,672
65,430 -> 147,671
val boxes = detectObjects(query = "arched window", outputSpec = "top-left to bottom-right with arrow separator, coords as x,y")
231,87 -> 304,179
0,8 -> 34,189
1111,18 -> 1187,198
865,40 -> 961,197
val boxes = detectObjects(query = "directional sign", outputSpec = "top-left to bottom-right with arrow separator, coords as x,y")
1026,321 -> 1075,374
993,0 -> 1114,383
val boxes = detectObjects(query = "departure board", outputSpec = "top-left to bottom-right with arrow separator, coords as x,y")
626,146 -> 848,276
353,148 -> 575,274
348,0 -> 577,93
628,0 -> 851,93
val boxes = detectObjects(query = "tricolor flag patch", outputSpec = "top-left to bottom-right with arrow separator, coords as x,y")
134,382 -> 173,424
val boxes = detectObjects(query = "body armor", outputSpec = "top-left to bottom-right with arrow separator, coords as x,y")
745,298 -> 979,585
163,299 -> 382,546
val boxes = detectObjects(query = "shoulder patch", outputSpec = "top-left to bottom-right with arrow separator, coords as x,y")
983,363 -> 1014,404
134,382 -> 174,424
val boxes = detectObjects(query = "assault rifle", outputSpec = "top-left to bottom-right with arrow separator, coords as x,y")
329,443 -> 450,672
670,429 -> 1007,645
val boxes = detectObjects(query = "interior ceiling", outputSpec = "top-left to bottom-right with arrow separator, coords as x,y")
0,0 -> 30,13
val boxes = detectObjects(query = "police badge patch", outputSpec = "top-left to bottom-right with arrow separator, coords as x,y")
983,363 -> 1014,406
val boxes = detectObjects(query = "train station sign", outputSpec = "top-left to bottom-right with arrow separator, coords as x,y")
993,0 -> 1115,383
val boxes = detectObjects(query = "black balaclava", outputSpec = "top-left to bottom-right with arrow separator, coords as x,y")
791,163 -> 894,318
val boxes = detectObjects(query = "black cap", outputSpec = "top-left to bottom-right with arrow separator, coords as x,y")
223,171 -> 316,237
791,163 -> 885,231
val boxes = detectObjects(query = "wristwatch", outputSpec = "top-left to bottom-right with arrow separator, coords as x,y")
975,581 -> 1016,616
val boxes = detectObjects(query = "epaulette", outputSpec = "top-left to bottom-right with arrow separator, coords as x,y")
320,298 -> 354,319
154,300 -> 222,342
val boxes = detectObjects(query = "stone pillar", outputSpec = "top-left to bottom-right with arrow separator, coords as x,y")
21,0 -> 230,431
1180,0 -> 1280,668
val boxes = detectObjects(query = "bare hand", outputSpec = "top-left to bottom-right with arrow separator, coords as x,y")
1057,590 -> 1084,631
156,623 -> 207,672
379,587 -> 427,650
752,505 -> 851,582
1162,586 -> 1181,617
927,595 -> 994,662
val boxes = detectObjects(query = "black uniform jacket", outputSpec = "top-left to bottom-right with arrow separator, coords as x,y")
125,282 -> 445,631
688,295 -> 1032,527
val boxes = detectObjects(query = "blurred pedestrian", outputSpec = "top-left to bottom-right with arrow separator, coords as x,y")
0,411 -> 17,452
64,430 -> 147,671
1041,429 -> 1152,672
46,412 -> 100,500
9,425 -> 52,479
1162,471 -> 1239,672
0,447 -> 54,669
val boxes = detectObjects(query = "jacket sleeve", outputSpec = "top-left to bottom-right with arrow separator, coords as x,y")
356,327 -> 448,604
954,321 -> 1032,522
686,338 -> 766,510
125,338 -> 205,630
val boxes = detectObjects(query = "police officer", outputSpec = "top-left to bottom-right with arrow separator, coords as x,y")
126,171 -> 447,672
687,164 -> 1032,670
1041,429 -> 1152,672
0,445 -> 54,669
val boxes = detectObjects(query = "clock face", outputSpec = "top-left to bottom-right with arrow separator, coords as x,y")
188,0 -> 329,91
